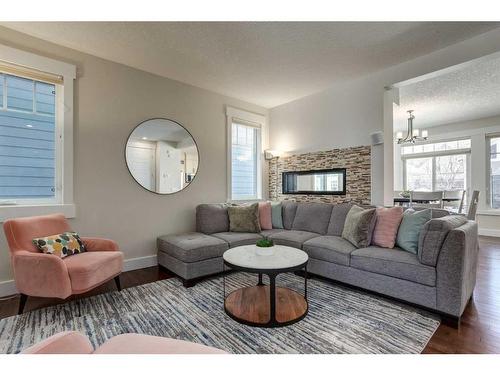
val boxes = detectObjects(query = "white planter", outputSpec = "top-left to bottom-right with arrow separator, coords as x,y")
255,246 -> 275,256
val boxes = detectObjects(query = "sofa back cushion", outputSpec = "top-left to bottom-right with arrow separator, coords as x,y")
371,206 -> 404,248
228,203 -> 261,233
196,204 -> 229,234
418,214 -> 468,266
327,203 -> 354,236
341,205 -> 377,248
282,201 -> 298,230
292,202 -> 333,234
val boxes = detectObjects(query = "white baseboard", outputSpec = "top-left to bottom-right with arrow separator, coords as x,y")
123,254 -> 158,272
479,228 -> 500,237
0,279 -> 17,298
0,254 -> 159,298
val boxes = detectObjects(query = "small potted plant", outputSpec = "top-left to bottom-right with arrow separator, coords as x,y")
255,238 -> 275,256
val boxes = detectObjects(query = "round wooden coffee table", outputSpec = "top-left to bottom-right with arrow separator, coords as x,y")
223,244 -> 309,328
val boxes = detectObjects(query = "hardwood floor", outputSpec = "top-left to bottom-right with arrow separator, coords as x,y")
1,236 -> 499,353
0,266 -> 173,319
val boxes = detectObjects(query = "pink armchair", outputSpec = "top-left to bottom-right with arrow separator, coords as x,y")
3,214 -> 123,314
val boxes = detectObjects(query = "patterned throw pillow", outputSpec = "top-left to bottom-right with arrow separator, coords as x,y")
33,232 -> 87,259
341,205 -> 377,248
227,203 -> 261,233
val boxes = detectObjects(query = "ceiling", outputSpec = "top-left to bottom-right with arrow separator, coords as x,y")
3,22 -> 500,108
394,53 -> 500,131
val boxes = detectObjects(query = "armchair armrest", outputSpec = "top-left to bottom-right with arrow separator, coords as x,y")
12,251 -> 72,299
21,331 -> 93,354
81,237 -> 119,252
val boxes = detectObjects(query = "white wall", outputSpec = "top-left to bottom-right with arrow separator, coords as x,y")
269,27 -> 500,206
0,26 -> 268,292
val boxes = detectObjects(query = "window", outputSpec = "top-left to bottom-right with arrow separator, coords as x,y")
0,43 -> 75,220
231,122 -> 260,200
488,136 -> 500,209
0,73 -> 58,203
226,107 -> 265,201
402,139 -> 470,197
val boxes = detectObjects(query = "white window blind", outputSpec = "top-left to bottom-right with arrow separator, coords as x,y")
231,121 -> 260,200
0,72 -> 57,201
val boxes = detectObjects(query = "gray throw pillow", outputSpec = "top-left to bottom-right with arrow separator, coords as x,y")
342,205 -> 377,248
228,203 -> 261,233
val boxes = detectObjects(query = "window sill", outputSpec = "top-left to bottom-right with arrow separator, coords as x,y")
477,209 -> 500,217
0,203 -> 76,223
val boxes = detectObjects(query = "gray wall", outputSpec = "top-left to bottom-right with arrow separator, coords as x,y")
0,27 -> 268,283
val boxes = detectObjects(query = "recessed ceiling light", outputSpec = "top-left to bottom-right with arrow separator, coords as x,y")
142,137 -> 148,140
26,124 -> 33,128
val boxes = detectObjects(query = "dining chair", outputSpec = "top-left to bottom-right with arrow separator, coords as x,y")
3,213 -> 124,314
443,190 -> 466,213
466,190 -> 480,220
410,191 -> 444,209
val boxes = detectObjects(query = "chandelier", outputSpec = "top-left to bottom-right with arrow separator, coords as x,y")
396,110 -> 428,144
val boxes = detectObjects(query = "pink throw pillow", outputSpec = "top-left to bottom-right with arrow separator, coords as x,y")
371,206 -> 404,248
258,202 -> 273,230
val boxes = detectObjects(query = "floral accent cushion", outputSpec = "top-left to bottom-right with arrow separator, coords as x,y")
33,232 -> 87,259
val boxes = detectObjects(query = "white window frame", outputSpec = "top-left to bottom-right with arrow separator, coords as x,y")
402,140 -> 471,195
486,133 -> 500,209
0,44 -> 76,221
226,106 -> 266,202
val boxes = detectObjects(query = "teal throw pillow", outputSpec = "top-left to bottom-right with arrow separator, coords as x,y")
396,209 -> 432,254
271,201 -> 284,229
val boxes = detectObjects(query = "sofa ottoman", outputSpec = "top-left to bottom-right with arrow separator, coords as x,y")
157,232 -> 228,287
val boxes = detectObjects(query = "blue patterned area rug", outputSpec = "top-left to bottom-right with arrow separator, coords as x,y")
0,273 -> 440,354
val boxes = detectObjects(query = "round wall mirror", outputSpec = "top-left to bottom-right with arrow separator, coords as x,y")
125,118 -> 199,194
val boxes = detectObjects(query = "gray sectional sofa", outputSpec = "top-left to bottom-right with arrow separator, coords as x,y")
157,201 -> 479,324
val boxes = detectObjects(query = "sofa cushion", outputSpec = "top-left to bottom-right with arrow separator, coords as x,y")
267,230 -> 319,249
196,204 -> 229,234
302,236 -> 357,266
292,202 -> 333,234
271,201 -> 284,229
228,203 -> 261,233
282,201 -> 298,230
371,206 -> 404,248
326,203 -> 353,236
260,229 -> 286,239
341,205 -> 376,248
418,215 -> 469,266
211,232 -> 263,248
157,232 -> 228,262
64,251 -> 123,292
350,247 -> 436,287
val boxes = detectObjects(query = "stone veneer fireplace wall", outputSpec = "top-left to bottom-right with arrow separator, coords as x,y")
268,145 -> 371,204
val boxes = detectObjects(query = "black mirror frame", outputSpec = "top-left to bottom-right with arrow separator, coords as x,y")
282,168 -> 346,195
124,117 -> 200,195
